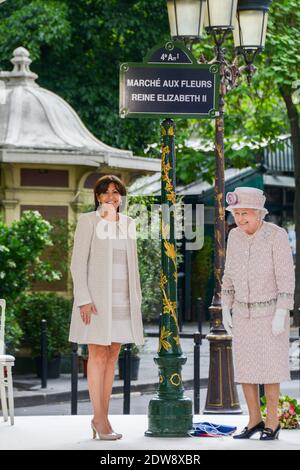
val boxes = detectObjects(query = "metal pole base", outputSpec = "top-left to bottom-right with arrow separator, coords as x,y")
145,355 -> 193,437
145,397 -> 193,437
204,333 -> 242,414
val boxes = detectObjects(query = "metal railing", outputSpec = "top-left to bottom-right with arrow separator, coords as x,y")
70,298 -> 206,415
70,331 -> 206,416
69,304 -> 300,415
145,330 -> 205,414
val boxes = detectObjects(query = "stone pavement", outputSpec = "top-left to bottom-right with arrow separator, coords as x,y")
1,414 -> 300,450
11,322 -> 300,408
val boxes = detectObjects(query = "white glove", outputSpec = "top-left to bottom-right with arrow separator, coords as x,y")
272,308 -> 288,336
222,306 -> 233,335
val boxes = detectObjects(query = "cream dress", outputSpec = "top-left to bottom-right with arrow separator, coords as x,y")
109,220 -> 134,344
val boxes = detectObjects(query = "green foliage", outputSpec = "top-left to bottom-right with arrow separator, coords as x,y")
176,146 -> 215,185
0,0 -> 168,155
191,236 -> 213,304
15,292 -> 72,359
0,1 -> 297,185
263,0 -> 300,88
2,306 -> 23,355
173,0 -> 300,184
127,194 -> 184,322
0,211 -> 61,301
119,343 -> 141,357
127,195 -> 161,323
48,218 -> 76,279
0,0 -> 72,61
0,211 -> 62,352
137,234 -> 161,323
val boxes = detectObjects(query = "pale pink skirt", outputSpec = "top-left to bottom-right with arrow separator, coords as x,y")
232,313 -> 290,384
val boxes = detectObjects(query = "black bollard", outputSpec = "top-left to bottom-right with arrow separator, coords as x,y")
40,319 -> 47,389
193,332 -> 201,415
123,344 -> 131,414
196,297 -> 203,337
71,342 -> 78,415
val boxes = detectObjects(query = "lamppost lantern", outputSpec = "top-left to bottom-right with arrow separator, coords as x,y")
166,0 -> 206,41
234,0 -> 272,55
204,0 -> 238,32
163,0 -> 273,416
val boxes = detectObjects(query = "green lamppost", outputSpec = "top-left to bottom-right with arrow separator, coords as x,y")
145,119 -> 194,437
165,0 -> 272,414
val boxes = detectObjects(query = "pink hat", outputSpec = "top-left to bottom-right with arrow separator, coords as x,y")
225,187 -> 268,216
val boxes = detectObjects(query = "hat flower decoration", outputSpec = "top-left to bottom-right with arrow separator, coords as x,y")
226,192 -> 238,206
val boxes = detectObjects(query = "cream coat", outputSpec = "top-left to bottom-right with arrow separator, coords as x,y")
221,221 -> 295,318
68,210 -> 144,345
221,221 -> 294,384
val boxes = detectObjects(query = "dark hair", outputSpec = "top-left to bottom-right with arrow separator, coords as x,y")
93,175 -> 127,211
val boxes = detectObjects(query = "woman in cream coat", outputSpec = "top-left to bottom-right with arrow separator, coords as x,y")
69,175 -> 144,440
222,187 -> 295,441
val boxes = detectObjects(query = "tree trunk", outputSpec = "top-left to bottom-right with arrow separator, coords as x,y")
279,85 -> 300,326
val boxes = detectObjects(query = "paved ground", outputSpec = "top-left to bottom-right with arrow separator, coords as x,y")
13,379 -> 300,417
2,322 -> 299,450
1,414 -> 299,450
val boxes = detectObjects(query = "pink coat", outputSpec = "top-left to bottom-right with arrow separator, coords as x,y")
221,221 -> 295,318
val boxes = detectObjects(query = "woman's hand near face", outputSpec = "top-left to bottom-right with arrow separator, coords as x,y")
100,202 -> 117,220
80,303 -> 97,324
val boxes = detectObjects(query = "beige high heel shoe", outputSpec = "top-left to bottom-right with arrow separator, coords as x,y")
107,419 -> 122,439
111,430 -> 123,439
91,420 -> 119,441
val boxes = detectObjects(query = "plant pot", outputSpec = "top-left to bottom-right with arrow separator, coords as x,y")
36,356 -> 61,379
14,357 -> 36,375
60,354 -> 72,374
118,356 -> 140,381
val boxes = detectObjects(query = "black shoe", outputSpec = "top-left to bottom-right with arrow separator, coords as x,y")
260,424 -> 281,440
233,421 -> 265,439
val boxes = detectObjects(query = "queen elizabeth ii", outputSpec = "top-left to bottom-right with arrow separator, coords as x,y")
221,187 -> 295,440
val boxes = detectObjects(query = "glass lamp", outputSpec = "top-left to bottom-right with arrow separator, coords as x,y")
204,0 -> 238,31
234,0 -> 272,53
167,0 -> 207,39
